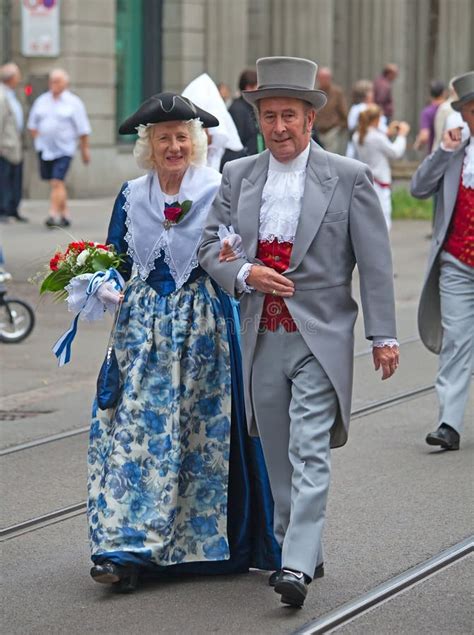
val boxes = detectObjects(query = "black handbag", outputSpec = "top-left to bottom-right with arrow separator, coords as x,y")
96,298 -> 123,410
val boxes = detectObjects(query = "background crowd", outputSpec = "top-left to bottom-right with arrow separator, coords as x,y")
0,59 -> 470,232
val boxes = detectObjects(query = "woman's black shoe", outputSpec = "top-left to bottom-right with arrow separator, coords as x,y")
90,561 -> 138,593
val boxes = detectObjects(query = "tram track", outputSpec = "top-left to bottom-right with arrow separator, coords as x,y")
291,536 -> 473,634
0,381 -> 437,542
0,335 -> 422,458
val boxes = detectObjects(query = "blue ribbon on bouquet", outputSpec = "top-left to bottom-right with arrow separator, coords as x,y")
52,268 -> 123,367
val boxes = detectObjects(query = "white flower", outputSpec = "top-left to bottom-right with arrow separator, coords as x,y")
96,248 -> 108,255
76,250 -> 89,266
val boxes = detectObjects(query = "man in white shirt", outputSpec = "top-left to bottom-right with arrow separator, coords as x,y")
199,57 -> 399,608
0,63 -> 26,222
27,68 -> 91,227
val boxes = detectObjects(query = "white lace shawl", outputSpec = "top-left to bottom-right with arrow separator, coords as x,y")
124,166 -> 221,288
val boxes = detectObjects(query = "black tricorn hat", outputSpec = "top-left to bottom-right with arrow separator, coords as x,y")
118,92 -> 219,135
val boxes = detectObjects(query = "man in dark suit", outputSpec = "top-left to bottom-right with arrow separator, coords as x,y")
221,69 -> 262,168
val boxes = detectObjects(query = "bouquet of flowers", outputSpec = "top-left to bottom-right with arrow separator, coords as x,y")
40,241 -> 123,300
38,241 -> 125,366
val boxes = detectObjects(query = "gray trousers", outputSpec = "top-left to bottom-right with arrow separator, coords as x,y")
437,251 -> 474,434
251,329 -> 338,579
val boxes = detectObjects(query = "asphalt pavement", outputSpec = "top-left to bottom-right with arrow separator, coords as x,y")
0,200 -> 472,634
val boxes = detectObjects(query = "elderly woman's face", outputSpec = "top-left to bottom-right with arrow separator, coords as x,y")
150,122 -> 193,175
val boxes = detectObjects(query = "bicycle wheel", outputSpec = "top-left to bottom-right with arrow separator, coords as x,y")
0,298 -> 35,343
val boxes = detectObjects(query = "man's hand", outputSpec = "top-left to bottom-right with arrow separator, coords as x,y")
373,345 -> 399,380
81,147 -> 91,164
246,265 -> 294,297
442,127 -> 464,151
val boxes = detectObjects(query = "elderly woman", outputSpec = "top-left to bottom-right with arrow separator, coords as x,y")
88,93 -> 280,592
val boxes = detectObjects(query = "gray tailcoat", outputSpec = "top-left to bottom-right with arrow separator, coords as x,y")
410,141 -> 469,354
199,141 -> 396,448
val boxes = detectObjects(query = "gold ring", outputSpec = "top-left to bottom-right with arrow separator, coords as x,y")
271,289 -> 278,296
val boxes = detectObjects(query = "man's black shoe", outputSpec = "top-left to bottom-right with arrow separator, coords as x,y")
269,562 -> 324,587
274,569 -> 308,607
426,423 -> 460,450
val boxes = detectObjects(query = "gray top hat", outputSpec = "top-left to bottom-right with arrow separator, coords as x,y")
451,71 -> 474,112
242,56 -> 327,110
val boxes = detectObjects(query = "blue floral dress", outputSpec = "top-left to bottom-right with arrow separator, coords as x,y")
88,184 -> 281,574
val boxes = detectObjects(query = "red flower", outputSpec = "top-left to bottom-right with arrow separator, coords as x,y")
95,243 -> 109,250
49,253 -> 62,271
164,206 -> 182,223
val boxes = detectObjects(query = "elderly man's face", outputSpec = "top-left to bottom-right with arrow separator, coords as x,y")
49,74 -> 67,97
258,97 -> 315,163
150,121 -> 193,176
461,100 -> 474,135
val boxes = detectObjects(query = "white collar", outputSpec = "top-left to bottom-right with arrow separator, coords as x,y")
268,143 -> 310,173
124,166 -> 221,286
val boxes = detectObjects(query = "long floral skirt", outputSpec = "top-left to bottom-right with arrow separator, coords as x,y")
88,275 -> 233,566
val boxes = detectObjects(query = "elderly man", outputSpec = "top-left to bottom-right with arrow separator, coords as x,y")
0,63 -> 26,222
315,66 -> 348,154
27,68 -> 91,228
199,56 -> 399,608
411,71 -> 474,451
373,63 -> 399,122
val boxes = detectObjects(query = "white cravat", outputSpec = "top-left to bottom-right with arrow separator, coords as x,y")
236,145 -> 309,290
258,143 -> 310,242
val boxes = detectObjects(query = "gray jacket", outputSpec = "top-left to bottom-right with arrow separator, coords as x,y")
199,140 -> 396,448
0,84 -> 22,164
411,141 -> 469,354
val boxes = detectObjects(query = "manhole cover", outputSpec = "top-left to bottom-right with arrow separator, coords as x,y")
0,410 -> 54,421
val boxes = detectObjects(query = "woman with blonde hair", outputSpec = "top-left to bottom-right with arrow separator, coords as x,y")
87,93 -> 280,592
346,80 -> 388,158
353,104 -> 410,230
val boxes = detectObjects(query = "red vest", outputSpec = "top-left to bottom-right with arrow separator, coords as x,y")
443,173 -> 474,268
256,239 -> 297,332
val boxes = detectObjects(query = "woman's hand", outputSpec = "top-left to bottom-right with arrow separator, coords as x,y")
219,239 -> 238,262
397,121 -> 410,136
97,281 -> 123,306
218,233 -> 246,262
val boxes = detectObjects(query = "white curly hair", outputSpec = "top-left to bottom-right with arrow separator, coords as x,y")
133,119 -> 208,170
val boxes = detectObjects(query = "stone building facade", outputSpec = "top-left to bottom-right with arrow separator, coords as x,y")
1,0 -> 473,197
